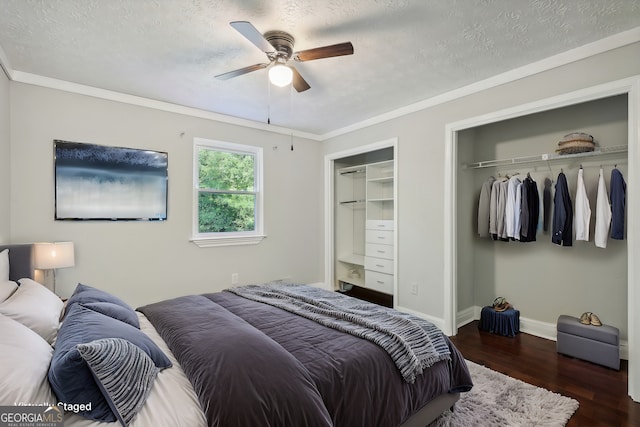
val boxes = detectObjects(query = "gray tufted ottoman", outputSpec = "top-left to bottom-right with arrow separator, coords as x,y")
556,314 -> 620,370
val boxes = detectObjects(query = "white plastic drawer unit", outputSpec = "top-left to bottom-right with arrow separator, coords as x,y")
365,243 -> 394,260
365,256 -> 393,274
365,270 -> 393,294
365,220 -> 394,231
365,229 -> 393,245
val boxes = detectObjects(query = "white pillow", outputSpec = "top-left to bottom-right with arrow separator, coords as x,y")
0,313 -> 57,405
0,280 -> 18,302
0,249 -> 8,281
0,278 -> 63,344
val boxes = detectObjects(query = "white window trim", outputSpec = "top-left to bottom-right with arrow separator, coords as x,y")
191,138 -> 265,247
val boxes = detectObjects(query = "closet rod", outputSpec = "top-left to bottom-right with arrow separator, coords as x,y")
339,168 -> 365,175
462,145 -> 628,169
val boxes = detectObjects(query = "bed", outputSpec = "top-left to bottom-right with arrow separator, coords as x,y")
0,244 -> 472,427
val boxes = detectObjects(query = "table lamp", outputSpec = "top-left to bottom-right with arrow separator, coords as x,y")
34,242 -> 75,293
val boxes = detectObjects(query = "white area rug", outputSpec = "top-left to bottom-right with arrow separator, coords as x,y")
429,361 -> 579,427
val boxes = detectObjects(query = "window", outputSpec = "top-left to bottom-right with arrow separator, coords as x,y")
192,138 -> 264,247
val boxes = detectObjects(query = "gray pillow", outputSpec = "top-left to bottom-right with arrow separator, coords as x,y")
48,304 -> 171,423
77,338 -> 159,427
80,302 -> 140,328
64,283 -> 135,319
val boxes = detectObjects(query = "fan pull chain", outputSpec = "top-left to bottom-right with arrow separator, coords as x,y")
267,77 -> 271,125
289,84 -> 294,151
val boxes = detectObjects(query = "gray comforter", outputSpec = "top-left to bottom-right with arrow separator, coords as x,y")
138,288 -> 472,427
227,283 -> 452,384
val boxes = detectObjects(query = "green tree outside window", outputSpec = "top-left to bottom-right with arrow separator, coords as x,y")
198,149 -> 257,233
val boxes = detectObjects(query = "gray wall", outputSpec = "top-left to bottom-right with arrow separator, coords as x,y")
323,42 -> 640,326
455,129 -> 477,312
0,70 -> 9,243
9,83 -> 324,307
5,40 -> 639,329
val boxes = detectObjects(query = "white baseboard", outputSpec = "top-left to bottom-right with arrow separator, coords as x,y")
519,316 -> 558,341
456,305 -> 478,328
396,305 -> 445,331
457,305 -> 629,360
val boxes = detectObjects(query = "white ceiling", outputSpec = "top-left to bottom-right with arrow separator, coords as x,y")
1,0 -> 639,137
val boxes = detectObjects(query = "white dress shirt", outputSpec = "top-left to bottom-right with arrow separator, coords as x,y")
594,168 -> 612,248
574,168 -> 591,241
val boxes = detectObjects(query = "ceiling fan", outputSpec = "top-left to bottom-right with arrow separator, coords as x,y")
215,21 -> 354,92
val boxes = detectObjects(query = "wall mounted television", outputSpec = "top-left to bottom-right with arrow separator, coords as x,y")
54,140 -> 168,221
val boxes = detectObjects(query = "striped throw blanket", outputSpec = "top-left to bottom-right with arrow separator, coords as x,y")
226,283 -> 451,383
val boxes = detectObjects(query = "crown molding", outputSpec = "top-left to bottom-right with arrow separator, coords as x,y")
0,43 -> 12,80
2,26 -> 639,141
9,70 -> 323,141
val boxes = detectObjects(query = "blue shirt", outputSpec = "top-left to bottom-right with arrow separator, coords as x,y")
610,168 -> 626,240
552,172 -> 573,246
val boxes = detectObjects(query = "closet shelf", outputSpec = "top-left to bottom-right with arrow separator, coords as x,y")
340,200 -> 365,207
338,276 -> 364,288
338,254 -> 365,266
368,176 -> 393,183
463,145 -> 627,169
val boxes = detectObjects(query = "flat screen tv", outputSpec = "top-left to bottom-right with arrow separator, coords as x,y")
54,140 -> 168,221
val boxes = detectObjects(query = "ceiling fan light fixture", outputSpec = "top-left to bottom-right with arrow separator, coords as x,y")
218,21 -> 353,93
269,63 -> 293,87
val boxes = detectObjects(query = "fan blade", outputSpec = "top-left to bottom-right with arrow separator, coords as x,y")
215,63 -> 269,80
293,42 -> 353,62
230,21 -> 274,54
290,66 -> 310,92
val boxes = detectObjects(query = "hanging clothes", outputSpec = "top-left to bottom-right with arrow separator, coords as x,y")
489,179 -> 502,239
610,168 -> 626,240
543,178 -> 552,233
477,176 -> 495,237
552,172 -> 573,246
520,175 -> 539,242
513,181 -> 523,241
574,168 -> 591,242
594,168 -> 612,249
519,179 -> 530,240
505,175 -> 522,240
497,179 -> 509,241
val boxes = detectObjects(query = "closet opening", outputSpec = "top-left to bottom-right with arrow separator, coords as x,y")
444,76 -> 639,402
458,94 -> 628,343
324,138 -> 398,308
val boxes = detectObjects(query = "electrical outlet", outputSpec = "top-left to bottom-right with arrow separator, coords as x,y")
410,282 -> 418,295
231,273 -> 239,285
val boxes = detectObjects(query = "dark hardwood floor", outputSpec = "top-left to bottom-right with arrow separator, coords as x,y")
449,321 -> 640,426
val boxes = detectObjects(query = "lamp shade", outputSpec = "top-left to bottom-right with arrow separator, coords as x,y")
34,242 -> 75,270
268,63 -> 293,87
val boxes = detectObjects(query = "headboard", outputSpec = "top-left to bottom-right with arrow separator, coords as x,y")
0,244 -> 35,281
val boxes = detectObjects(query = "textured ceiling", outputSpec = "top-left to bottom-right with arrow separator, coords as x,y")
1,0 -> 639,136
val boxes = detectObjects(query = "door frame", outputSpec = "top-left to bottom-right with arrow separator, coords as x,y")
323,138 -> 398,299
443,75 -> 640,401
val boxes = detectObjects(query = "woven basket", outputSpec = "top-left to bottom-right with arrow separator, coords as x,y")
556,132 -> 596,155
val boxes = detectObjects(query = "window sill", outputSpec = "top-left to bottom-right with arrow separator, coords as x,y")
190,234 -> 266,248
